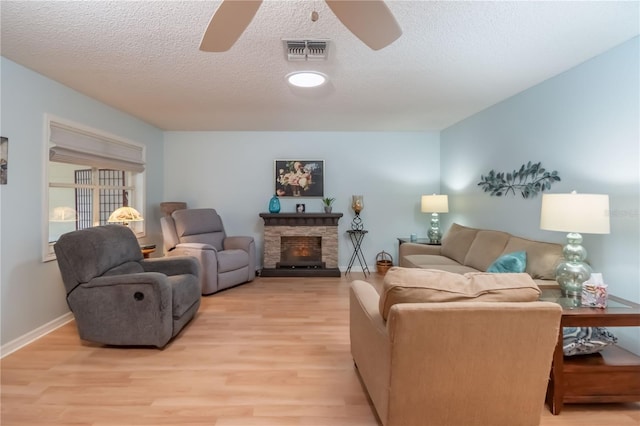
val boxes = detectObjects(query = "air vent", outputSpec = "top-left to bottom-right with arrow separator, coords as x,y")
283,39 -> 329,61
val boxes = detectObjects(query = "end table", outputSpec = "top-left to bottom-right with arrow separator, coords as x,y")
540,287 -> 640,414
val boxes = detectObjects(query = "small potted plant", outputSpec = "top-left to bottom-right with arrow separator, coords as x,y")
322,197 -> 335,213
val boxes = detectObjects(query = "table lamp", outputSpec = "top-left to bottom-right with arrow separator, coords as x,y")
49,206 -> 78,222
540,191 -> 610,298
108,206 -> 144,226
421,194 -> 449,244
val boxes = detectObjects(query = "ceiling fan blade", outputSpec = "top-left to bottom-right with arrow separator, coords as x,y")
325,0 -> 402,50
199,0 -> 262,52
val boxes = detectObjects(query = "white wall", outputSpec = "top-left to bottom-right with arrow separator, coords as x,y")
0,58 -> 164,349
440,37 -> 640,353
163,132 -> 440,269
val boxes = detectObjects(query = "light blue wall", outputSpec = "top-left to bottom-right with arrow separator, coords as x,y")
0,58 -> 164,347
441,37 -> 640,352
163,132 -> 441,268
2,37 -> 638,354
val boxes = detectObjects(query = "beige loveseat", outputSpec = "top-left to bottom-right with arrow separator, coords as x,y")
400,223 -> 563,287
350,267 -> 562,426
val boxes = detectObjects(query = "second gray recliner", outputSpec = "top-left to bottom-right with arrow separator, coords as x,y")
161,208 -> 256,295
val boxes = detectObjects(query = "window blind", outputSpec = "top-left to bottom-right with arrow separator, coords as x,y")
49,121 -> 145,172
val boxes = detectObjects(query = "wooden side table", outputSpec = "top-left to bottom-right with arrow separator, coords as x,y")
540,287 -> 640,414
141,248 -> 155,258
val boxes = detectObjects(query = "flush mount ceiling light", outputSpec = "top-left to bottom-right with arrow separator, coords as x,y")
286,71 -> 328,88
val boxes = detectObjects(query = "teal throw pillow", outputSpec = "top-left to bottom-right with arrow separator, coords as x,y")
487,251 -> 527,273
563,327 -> 617,356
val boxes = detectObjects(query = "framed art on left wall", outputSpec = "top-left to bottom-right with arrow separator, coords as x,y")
0,137 -> 7,185
275,160 -> 324,197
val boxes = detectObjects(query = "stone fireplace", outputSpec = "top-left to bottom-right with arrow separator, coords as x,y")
259,213 -> 342,277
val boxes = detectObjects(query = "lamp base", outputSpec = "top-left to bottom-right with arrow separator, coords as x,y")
556,232 -> 592,298
556,261 -> 592,298
427,213 -> 441,244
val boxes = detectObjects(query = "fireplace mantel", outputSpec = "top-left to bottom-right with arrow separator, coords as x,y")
259,213 -> 343,227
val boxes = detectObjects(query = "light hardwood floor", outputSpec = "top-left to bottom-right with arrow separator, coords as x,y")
2,273 -> 639,425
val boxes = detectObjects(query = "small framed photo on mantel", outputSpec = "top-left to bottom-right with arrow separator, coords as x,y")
296,204 -> 306,213
275,160 -> 324,198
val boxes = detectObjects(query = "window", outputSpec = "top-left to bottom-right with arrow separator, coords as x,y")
44,116 -> 145,261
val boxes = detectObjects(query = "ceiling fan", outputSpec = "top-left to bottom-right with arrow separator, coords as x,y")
199,0 -> 402,52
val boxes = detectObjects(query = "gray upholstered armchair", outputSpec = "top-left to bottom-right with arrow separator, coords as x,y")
54,225 -> 201,348
161,208 -> 256,295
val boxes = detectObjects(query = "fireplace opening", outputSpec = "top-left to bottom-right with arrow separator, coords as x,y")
277,236 -> 324,269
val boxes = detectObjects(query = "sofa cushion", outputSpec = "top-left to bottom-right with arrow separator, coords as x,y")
379,267 -> 541,320
463,230 -> 511,271
402,254 -> 461,268
487,251 -> 527,273
440,223 -> 480,264
501,236 -> 563,280
402,254 -> 479,274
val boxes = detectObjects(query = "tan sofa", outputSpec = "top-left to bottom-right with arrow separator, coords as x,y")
399,223 -> 563,287
350,267 -> 562,426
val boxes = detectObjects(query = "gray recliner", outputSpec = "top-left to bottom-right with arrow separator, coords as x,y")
54,225 -> 201,348
161,208 -> 256,295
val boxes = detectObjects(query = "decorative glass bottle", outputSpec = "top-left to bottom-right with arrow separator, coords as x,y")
268,194 -> 281,213
351,195 -> 364,230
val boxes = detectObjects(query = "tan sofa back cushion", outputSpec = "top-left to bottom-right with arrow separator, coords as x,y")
440,223 -> 479,264
379,267 -> 541,320
463,230 -> 511,271
501,236 -> 563,280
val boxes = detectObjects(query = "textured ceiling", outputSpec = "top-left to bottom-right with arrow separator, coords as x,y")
1,1 -> 638,131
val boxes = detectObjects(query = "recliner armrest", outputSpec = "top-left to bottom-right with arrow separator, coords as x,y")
141,255 -> 200,277
349,280 -> 392,422
399,242 -> 442,257
399,243 -> 443,267
83,272 -> 171,290
350,280 -> 386,334
223,236 -> 254,252
176,242 -> 216,250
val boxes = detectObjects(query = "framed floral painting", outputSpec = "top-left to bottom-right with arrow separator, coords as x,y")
275,160 -> 324,197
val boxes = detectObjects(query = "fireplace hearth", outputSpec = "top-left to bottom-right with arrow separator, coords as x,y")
259,213 -> 342,277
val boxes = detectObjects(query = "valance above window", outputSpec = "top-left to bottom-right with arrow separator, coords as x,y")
49,121 -> 145,172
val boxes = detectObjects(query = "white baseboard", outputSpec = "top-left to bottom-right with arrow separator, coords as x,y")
1,312 -> 74,358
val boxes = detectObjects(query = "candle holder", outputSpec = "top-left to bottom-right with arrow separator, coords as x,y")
351,195 -> 364,231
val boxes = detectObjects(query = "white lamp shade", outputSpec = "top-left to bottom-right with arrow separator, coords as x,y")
108,207 -> 144,223
50,206 -> 78,222
421,194 -> 449,213
540,193 -> 610,234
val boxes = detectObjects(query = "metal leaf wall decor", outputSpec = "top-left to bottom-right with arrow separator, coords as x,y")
477,161 -> 560,198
